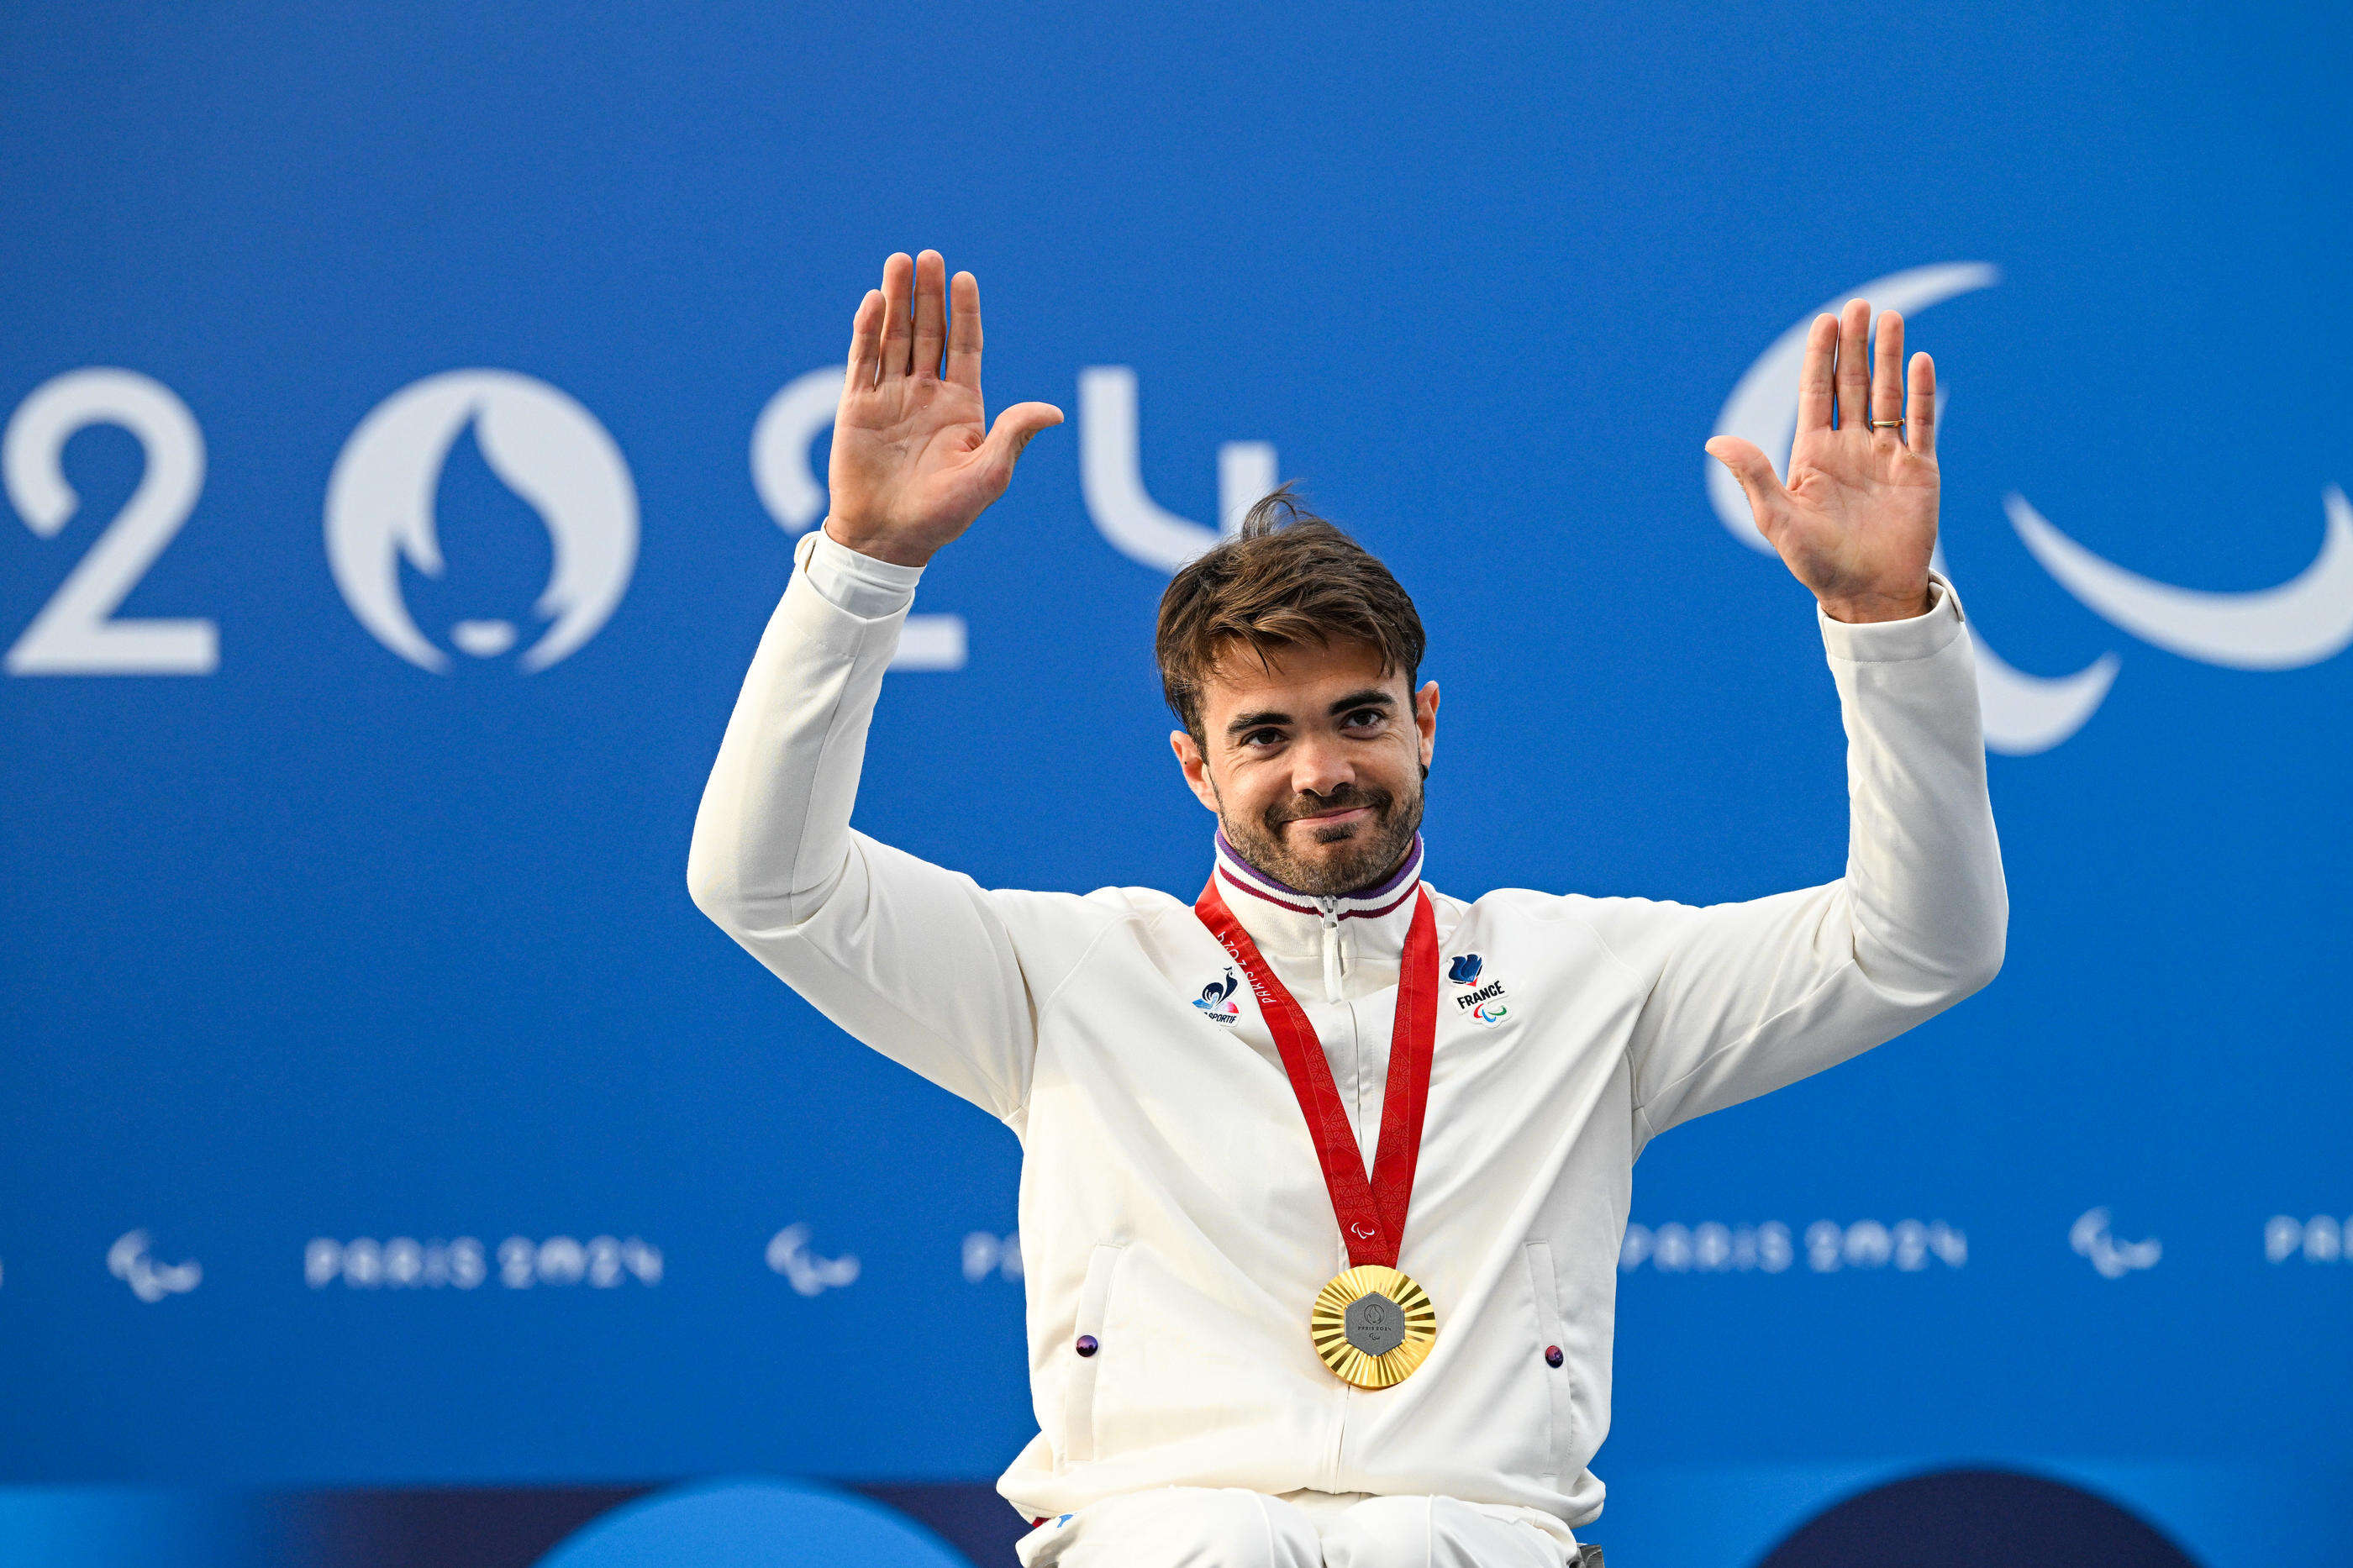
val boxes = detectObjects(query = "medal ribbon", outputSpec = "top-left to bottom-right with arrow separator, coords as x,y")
1194,877 -> 1440,1271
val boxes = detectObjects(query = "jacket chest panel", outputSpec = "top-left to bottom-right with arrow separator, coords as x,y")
1025,916 -> 1643,1231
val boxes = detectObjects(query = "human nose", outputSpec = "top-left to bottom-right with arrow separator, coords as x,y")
1289,733 -> 1355,797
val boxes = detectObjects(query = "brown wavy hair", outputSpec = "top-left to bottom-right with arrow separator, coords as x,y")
1155,486 -> 1427,744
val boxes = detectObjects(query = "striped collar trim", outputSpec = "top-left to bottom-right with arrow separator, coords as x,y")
1211,829 -> 1424,921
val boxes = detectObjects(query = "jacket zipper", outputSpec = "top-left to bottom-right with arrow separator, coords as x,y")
1316,897 -> 1344,1002
1315,894 -> 1354,1490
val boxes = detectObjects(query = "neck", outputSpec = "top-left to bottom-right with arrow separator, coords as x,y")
1213,828 -> 1424,918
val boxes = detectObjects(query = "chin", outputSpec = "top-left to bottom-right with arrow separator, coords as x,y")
1294,845 -> 1365,886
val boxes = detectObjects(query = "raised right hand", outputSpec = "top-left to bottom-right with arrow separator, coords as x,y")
821,250 -> 1063,567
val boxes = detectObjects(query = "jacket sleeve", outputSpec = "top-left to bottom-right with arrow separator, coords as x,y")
686,529 -> 1082,1121
1608,571 -> 2008,1147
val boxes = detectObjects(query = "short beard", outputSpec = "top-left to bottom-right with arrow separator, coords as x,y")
1217,773 -> 1425,897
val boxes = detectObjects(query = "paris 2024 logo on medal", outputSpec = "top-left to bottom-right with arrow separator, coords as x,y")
1312,1265 -> 1437,1389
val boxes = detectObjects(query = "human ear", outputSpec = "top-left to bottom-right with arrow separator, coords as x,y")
1415,681 -> 1440,770
1170,729 -> 1222,814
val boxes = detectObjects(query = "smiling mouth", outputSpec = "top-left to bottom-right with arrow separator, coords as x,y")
1289,805 -> 1373,829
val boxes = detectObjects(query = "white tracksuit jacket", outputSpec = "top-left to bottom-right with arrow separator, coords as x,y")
687,529 -> 2008,1535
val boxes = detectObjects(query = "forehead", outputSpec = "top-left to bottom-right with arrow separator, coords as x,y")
1198,636 -> 1404,718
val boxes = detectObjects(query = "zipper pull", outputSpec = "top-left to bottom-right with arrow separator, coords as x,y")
1317,897 -> 1343,1001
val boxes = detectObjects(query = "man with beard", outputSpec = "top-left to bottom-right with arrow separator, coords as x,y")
687,251 -> 2006,1566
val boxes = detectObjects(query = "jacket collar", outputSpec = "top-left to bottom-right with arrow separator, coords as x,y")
1208,829 -> 1424,961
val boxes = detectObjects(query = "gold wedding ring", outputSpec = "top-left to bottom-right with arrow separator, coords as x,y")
1868,417 -> 1906,429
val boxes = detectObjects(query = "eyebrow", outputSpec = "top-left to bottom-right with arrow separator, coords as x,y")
1224,689 -> 1398,738
1327,688 -> 1396,716
1226,708 -> 1292,737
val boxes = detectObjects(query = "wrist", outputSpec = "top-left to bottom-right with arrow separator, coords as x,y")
1818,583 -> 1934,624
821,516 -> 937,570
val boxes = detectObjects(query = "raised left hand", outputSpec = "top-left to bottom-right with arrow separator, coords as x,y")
1707,298 -> 1938,623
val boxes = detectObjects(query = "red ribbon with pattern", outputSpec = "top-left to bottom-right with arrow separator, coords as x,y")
1194,878 -> 1440,1270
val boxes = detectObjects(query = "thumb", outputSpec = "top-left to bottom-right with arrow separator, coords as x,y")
980,401 -> 1065,476
1704,436 -> 1787,539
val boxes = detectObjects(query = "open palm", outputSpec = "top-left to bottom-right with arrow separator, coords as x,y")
824,250 -> 1062,568
1708,298 -> 1940,623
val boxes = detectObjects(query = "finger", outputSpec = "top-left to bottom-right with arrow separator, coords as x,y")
945,271 -> 983,388
879,253 -> 914,378
1703,435 -> 1789,540
1798,313 -> 1837,435
910,250 -> 949,380
845,289 -> 885,387
1906,351 -> 1937,457
1871,310 -> 1905,437
977,401 -> 1065,478
1835,298 -> 1871,431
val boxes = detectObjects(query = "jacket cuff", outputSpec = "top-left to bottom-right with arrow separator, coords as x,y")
794,527 -> 924,620
1817,570 -> 1966,664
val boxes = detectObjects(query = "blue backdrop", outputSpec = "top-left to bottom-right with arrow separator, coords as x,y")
3,3 -> 2349,1565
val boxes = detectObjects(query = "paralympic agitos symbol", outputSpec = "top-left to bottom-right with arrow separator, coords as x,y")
1710,262 -> 2353,755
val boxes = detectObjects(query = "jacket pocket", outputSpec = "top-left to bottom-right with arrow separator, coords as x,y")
1523,1240 -> 1575,1487
1060,1243 -> 1127,1465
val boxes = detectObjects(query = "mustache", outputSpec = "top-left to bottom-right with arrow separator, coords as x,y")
1266,786 -> 1393,829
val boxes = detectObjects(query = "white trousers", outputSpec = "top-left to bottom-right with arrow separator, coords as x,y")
1014,1486 -> 1577,1568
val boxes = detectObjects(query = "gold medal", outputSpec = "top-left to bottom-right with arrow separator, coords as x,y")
1310,1264 -> 1437,1388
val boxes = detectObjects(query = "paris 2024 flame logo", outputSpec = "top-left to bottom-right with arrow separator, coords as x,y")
324,370 -> 638,674
1712,263 -> 2353,754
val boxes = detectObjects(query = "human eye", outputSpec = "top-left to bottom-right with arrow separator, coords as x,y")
1240,727 -> 1286,750
1341,708 -> 1388,733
